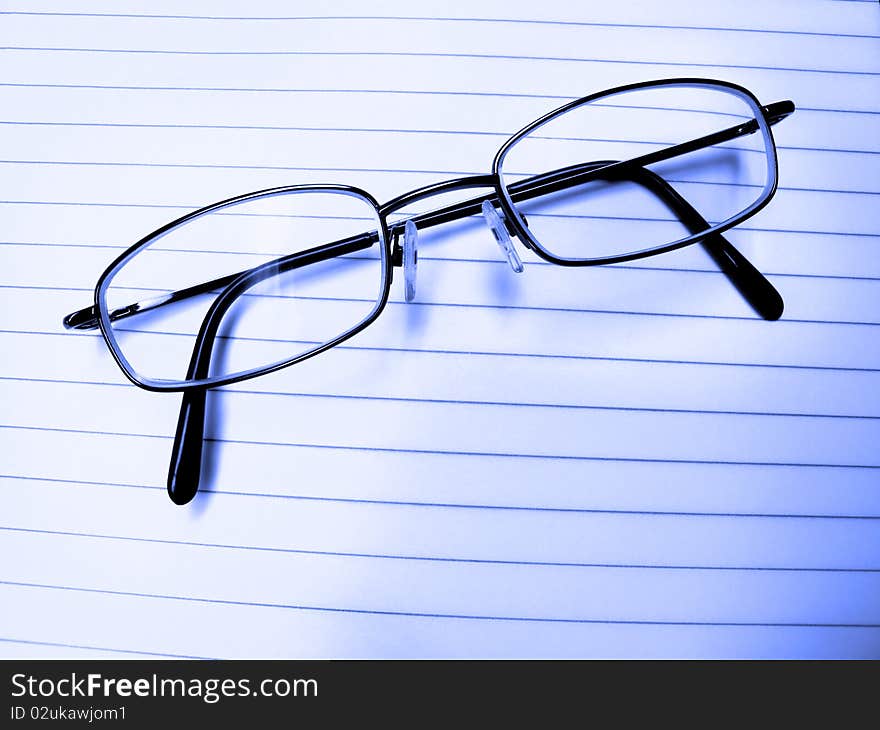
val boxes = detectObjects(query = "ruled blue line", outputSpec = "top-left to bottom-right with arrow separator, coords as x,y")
1,525 -> 876,571
4,473 -> 879,521
4,196 -> 879,240
1,11 -> 875,40
82,285 -> 880,328
0,636 -> 211,659
0,83 -> 875,117
5,239 -> 880,282
1,424 -> 877,470
6,282 -> 878,327
3,374 -> 876,422
0,89 -> 762,123
2,579 -> 877,627
3,46 -> 877,77
7,328 -> 879,374
0,158 -> 875,207
1,120 -> 875,158
2,155 -> 877,195
0,156 -> 787,180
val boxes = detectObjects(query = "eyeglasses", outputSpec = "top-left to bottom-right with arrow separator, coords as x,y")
63,78 -> 795,506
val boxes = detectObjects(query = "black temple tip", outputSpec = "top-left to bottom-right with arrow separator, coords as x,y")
63,305 -> 100,330
166,390 -> 207,506
703,233 -> 785,321
763,100 -> 796,125
754,285 -> 785,321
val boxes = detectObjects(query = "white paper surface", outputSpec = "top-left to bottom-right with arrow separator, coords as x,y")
0,0 -> 878,658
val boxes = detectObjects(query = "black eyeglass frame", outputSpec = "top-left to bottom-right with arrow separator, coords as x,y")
67,77 -> 794,395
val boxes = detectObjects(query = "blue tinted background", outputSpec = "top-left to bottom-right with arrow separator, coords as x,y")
0,0 -> 878,658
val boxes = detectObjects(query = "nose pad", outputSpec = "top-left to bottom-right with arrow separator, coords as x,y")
403,219 -> 418,303
481,200 -> 524,274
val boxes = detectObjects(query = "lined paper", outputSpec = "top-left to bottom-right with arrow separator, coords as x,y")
1,0 -> 878,658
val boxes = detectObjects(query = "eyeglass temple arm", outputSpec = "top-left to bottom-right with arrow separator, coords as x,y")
167,252 -> 314,503
61,234 -> 380,330
625,165 -> 783,320
168,227 -> 400,502
534,160 -> 783,319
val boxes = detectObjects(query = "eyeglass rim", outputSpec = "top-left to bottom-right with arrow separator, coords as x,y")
89,78 -> 783,394
93,184 -> 393,392
491,77 -> 779,266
